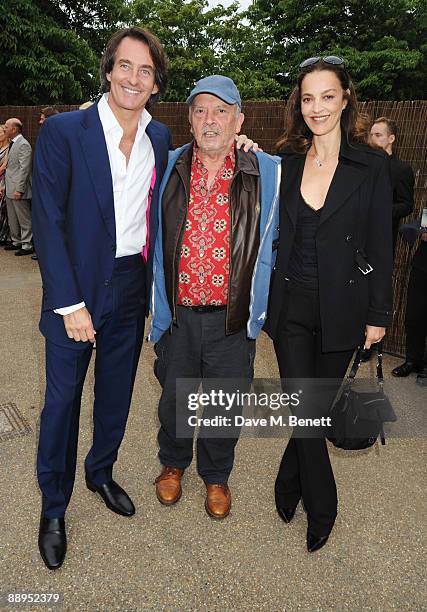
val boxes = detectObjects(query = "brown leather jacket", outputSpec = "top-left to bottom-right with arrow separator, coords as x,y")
161,143 -> 261,335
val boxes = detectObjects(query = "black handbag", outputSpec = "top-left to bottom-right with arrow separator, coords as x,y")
327,342 -> 397,450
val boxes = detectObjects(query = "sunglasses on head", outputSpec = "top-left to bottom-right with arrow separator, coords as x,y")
299,56 -> 345,69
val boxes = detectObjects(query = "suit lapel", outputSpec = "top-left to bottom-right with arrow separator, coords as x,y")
78,104 -> 115,242
146,121 -> 168,256
319,161 -> 367,226
319,139 -> 369,226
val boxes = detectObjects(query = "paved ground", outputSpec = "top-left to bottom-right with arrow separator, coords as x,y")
0,249 -> 425,612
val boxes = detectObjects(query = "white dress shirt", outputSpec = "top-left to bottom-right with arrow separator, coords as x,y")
55,93 -> 155,315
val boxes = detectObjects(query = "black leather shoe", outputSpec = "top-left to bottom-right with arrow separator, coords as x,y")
416,366 -> 427,387
31,254 -> 38,260
86,478 -> 135,516
4,244 -> 21,251
276,503 -> 297,523
392,361 -> 423,377
38,516 -> 66,570
15,248 -> 34,256
307,530 -> 330,553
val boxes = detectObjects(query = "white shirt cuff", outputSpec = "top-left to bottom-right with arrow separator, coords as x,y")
54,302 -> 86,315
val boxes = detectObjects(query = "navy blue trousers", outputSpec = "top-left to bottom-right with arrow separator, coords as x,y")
37,255 -> 146,518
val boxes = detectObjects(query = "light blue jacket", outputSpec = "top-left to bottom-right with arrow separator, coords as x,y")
149,145 -> 281,342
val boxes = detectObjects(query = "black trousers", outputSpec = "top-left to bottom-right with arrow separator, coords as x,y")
405,266 -> 427,364
155,306 -> 255,484
273,281 -> 354,536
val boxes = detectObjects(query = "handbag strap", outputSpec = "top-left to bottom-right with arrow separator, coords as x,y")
347,348 -> 363,380
376,340 -> 384,384
347,340 -> 384,382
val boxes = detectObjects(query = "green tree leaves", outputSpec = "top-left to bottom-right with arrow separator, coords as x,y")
1,1 -> 99,104
246,0 -> 427,100
1,0 -> 425,104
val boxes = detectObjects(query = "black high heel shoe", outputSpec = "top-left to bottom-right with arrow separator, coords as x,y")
275,496 -> 298,523
277,505 -> 297,523
306,530 -> 330,553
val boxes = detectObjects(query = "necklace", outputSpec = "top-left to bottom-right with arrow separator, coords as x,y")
310,147 -> 340,167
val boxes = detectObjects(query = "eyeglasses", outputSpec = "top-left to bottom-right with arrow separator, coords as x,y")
299,56 -> 345,69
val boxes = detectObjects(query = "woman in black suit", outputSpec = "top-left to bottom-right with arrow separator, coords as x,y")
266,57 -> 393,552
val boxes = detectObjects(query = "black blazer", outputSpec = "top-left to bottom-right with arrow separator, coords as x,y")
389,154 -> 415,247
266,137 -> 394,352
389,154 -> 415,220
413,241 -> 427,274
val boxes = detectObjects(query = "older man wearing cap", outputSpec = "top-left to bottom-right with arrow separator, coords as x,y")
149,75 -> 281,519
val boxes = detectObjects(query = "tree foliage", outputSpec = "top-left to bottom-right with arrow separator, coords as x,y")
0,0 -> 99,104
46,0 -> 132,55
0,0 -> 425,104
246,0 -> 427,100
132,0 -> 280,101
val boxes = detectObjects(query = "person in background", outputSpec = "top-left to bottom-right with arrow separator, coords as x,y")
369,117 -> 414,252
266,56 -> 393,553
392,219 -> 427,384
4,118 -> 33,256
0,124 -> 11,245
361,117 -> 416,362
39,107 -> 60,125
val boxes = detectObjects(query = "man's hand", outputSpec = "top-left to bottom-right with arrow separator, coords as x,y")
421,232 -> 427,242
12,191 -> 23,200
235,134 -> 262,152
63,307 -> 96,343
364,325 -> 385,349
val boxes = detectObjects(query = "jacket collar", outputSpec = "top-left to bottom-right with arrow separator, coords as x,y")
175,140 -> 260,176
338,136 -> 370,166
235,146 -> 260,176
282,135 -> 370,229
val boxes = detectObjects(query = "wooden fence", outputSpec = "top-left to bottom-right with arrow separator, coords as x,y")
1,100 -> 426,356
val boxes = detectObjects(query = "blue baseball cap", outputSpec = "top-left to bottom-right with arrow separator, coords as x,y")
186,75 -> 242,108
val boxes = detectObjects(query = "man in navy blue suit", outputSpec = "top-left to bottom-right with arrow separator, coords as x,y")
32,27 -> 171,570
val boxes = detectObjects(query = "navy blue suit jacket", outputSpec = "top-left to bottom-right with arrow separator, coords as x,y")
32,102 -> 171,348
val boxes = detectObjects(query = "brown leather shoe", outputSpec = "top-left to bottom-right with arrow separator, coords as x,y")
205,484 -> 231,520
155,467 -> 184,505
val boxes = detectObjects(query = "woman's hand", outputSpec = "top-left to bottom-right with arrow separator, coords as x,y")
364,325 -> 386,349
235,134 -> 262,152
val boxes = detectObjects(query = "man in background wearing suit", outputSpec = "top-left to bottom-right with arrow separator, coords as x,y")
362,116 -> 416,363
32,27 -> 171,570
3,118 -> 33,256
369,117 -> 415,253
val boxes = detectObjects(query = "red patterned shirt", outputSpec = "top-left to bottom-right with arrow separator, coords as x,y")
177,145 -> 235,306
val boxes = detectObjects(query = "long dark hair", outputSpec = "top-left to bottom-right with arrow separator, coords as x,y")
99,27 -> 168,109
276,60 -> 369,153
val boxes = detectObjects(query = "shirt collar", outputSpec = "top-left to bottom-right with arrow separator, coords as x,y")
193,142 -> 235,168
98,93 -> 152,137
12,134 -> 22,143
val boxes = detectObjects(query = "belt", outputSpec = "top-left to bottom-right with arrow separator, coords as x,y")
186,304 -> 227,313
